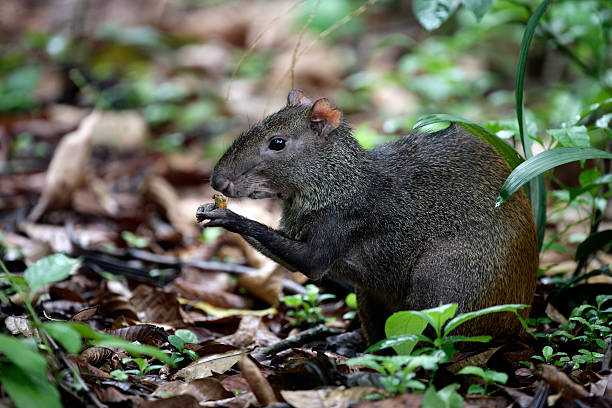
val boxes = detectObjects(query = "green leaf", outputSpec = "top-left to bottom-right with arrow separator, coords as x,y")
385,311 -> 429,355
423,384 -> 463,408
486,369 -> 508,384
461,0 -> 495,20
515,0 -> 552,250
547,126 -> 590,148
542,345 -> 553,360
457,366 -> 485,378
412,0 -> 460,31
121,231 -> 149,249
345,293 -> 357,309
496,148 -> 612,207
174,329 -> 198,344
575,230 -> 612,262
365,334 -> 429,353
43,322 -> 82,354
444,304 -> 528,335
515,0 -> 552,154
168,335 -> 184,352
0,334 -> 47,376
467,384 -> 486,395
570,174 -> 612,201
24,254 -> 80,293
414,114 -> 524,169
0,364 -> 62,408
421,303 -> 458,335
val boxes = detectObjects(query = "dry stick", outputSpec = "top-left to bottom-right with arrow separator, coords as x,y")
259,324 -> 344,355
290,0 -> 322,88
238,355 -> 279,406
265,0 -> 378,113
226,0 -> 309,101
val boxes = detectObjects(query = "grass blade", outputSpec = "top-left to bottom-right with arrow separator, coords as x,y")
496,147 -> 612,207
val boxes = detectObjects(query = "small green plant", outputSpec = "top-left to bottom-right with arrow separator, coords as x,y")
559,349 -> 604,370
343,292 -> 357,320
531,346 -> 568,366
344,354 -> 443,394
368,303 -> 529,358
281,284 -> 336,325
422,384 -> 463,408
168,329 -> 199,361
111,357 -> 164,380
121,231 -> 149,249
457,366 -> 508,395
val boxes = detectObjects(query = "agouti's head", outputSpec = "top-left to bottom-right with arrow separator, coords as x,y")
211,89 -> 344,200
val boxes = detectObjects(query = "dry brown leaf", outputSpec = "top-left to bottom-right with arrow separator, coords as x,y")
447,347 -> 501,374
79,347 -> 116,367
129,284 -> 183,324
545,303 -> 569,325
90,110 -> 149,150
353,392 -> 422,407
537,364 -> 589,399
281,386 -> 383,408
238,355 -> 278,406
464,395 -> 509,407
153,378 -> 233,401
171,349 -> 248,381
591,374 -> 612,397
0,232 -> 50,264
173,278 -> 253,310
138,394 -> 200,408
496,385 -> 533,408
93,385 -> 129,404
217,315 -> 280,348
28,110 -> 100,221
237,268 -> 284,306
178,297 -> 276,319
146,175 -> 197,238
19,222 -> 73,253
106,324 -> 168,347
5,316 -> 38,339
70,306 -> 98,322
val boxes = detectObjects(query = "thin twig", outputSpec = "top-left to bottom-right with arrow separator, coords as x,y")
226,0 -> 309,101
290,0 -> 322,88
266,0 -> 377,113
259,324 -> 344,355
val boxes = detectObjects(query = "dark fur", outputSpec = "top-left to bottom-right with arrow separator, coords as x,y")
198,93 -> 538,344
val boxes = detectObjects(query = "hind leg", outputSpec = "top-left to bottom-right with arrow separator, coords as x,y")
356,287 -> 393,345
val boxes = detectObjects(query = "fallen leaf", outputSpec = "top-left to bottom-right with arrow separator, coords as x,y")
237,267 -> 284,306
238,355 -> 278,406
178,297 -> 276,318
281,386 -> 383,408
69,306 -> 98,322
172,349 -> 248,381
28,110 -> 100,221
90,110 -> 149,150
447,347 -> 501,374
537,364 -> 589,399
129,284 -> 183,324
153,378 -> 233,401
217,315 -> 280,348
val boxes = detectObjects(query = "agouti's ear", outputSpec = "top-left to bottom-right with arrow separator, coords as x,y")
309,98 -> 342,139
287,89 -> 313,106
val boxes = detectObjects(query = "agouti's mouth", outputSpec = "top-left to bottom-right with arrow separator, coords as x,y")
247,191 -> 286,200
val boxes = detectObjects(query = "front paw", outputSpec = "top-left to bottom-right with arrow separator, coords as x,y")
196,207 -> 241,229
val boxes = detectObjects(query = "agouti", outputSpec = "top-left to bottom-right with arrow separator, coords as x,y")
197,89 -> 538,344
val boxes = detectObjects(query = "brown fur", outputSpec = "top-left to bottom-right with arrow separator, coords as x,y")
199,90 -> 539,344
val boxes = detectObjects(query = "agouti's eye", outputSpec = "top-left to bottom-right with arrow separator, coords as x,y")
268,137 -> 286,151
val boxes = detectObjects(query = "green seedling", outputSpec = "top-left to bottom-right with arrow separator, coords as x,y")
281,284 -> 336,325
343,293 -> 357,320
457,366 -> 508,395
532,346 -> 568,366
168,329 -> 199,361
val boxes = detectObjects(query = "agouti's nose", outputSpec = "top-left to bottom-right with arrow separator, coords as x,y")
211,173 -> 230,194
